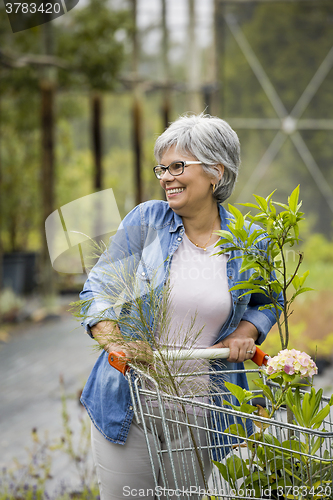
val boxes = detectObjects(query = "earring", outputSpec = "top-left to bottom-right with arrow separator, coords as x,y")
212,184 -> 216,193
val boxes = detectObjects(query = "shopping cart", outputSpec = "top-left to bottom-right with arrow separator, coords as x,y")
108,348 -> 333,500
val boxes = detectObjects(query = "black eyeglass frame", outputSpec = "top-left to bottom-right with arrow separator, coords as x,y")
153,160 -> 203,180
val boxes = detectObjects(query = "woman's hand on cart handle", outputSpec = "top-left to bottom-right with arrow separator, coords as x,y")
108,342 -> 155,375
91,321 -> 154,365
206,344 -> 268,367
211,320 -> 259,363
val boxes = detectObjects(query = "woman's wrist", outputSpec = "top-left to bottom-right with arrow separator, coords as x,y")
236,320 -> 259,342
91,321 -> 122,352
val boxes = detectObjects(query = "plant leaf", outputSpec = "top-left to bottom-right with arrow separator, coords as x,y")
215,230 -> 234,243
288,185 -> 300,214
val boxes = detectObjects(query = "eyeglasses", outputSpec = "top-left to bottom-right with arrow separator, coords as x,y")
153,160 -> 202,180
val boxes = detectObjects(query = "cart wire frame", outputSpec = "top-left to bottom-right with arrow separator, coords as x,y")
109,350 -> 333,500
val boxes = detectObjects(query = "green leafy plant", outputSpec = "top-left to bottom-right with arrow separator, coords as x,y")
212,188 -> 333,499
215,185 -> 311,350
213,355 -> 333,500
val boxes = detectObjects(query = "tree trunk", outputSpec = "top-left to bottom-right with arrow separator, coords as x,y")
161,0 -> 171,130
187,0 -> 201,113
133,94 -> 143,205
131,0 -> 143,205
39,21 -> 56,300
40,79 -> 55,297
0,91 -> 2,291
92,92 -> 103,191
213,0 -> 225,116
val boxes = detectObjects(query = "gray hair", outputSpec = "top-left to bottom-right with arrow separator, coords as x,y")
154,113 -> 240,204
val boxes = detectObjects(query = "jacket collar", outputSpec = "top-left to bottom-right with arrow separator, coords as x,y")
218,203 -> 231,229
169,210 -> 184,233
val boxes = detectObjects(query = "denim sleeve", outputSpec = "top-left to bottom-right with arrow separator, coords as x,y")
241,293 -> 283,345
79,204 -> 145,336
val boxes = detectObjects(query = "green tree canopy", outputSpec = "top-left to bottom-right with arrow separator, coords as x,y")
57,0 -> 130,91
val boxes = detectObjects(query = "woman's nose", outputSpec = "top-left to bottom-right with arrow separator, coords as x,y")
161,168 -> 175,181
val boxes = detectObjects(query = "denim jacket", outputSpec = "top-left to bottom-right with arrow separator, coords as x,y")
80,201 -> 282,445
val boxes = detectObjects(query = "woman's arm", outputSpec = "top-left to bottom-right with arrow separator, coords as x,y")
79,205 -> 145,336
91,320 -> 154,364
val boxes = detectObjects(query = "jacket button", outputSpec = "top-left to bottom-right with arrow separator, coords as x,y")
129,405 -> 133,411
141,272 -> 145,276
177,237 -> 182,241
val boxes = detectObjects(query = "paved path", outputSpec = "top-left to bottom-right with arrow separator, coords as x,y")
0,311 -> 99,492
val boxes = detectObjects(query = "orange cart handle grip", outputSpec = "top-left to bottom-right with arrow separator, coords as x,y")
252,347 -> 269,366
108,351 -> 130,375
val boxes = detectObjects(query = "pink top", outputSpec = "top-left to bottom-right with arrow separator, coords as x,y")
152,235 -> 232,410
160,233 -> 232,350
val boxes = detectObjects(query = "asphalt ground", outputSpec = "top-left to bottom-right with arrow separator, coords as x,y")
0,310 -> 99,492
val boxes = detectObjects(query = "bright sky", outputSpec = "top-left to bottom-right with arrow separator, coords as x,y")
137,0 -> 214,54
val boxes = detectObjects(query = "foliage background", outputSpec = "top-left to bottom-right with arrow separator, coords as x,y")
0,1 -> 333,351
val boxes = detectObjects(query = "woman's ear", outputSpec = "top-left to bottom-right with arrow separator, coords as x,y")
214,164 -> 224,182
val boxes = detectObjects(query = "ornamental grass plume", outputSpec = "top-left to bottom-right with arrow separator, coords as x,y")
72,238 -> 226,498
266,349 -> 318,379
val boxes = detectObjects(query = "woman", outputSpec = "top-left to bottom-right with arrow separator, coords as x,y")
79,113 -> 282,499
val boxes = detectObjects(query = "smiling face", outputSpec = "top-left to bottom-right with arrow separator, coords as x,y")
159,146 -> 217,218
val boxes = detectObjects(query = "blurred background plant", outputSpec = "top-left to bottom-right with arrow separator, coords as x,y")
0,289 -> 25,324
0,378 -> 99,500
260,230 -> 333,363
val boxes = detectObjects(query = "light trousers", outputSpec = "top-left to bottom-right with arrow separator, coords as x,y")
91,411 -> 211,500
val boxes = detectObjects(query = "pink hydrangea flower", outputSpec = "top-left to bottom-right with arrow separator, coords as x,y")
284,364 -> 295,375
266,349 -> 318,378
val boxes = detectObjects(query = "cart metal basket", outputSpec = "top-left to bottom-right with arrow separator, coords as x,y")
109,349 -> 333,500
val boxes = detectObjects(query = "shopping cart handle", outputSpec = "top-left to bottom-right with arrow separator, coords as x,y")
108,351 -> 130,375
252,347 -> 269,367
108,347 -> 270,374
